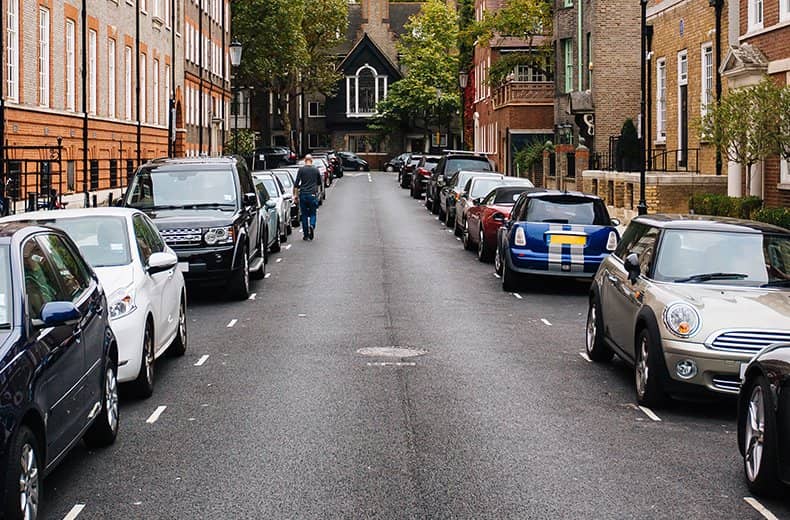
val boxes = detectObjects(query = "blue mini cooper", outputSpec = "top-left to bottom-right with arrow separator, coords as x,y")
494,191 -> 620,291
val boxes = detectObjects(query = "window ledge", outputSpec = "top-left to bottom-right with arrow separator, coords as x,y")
654,138 -> 666,146
152,15 -> 164,26
777,183 -> 790,191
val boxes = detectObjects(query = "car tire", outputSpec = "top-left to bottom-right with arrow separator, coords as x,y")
502,257 -> 520,292
742,375 -> 783,496
3,425 -> 41,520
168,296 -> 188,356
586,298 -> 614,362
400,175 -> 409,189
425,194 -> 433,210
478,227 -> 491,262
386,165 -> 395,172
357,165 -> 365,171
83,361 -> 120,448
634,328 -> 668,408
286,222 -> 292,235
270,224 -> 282,253
280,219 -> 288,243
432,197 -> 441,215
131,321 -> 155,399
494,244 -> 504,275
229,248 -> 251,300
462,220 -> 474,251
445,210 -> 454,228
454,217 -> 463,237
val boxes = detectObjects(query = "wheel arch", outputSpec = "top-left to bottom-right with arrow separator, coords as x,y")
633,306 -> 661,366
20,409 -> 47,468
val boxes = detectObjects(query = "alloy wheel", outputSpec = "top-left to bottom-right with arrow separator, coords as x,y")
462,221 -> 470,249
18,443 -> 39,520
178,302 -> 187,347
143,327 -> 154,387
635,336 -> 649,399
105,366 -> 119,433
478,228 -> 485,260
494,246 -> 503,275
242,253 -> 250,293
745,384 -> 765,482
586,305 -> 597,354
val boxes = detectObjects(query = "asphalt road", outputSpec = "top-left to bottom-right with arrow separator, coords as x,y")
41,172 -> 790,519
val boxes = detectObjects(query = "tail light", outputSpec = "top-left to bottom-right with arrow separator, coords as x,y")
418,168 -> 430,177
606,231 -> 618,251
514,227 -> 527,246
492,213 -> 505,222
289,152 -> 296,160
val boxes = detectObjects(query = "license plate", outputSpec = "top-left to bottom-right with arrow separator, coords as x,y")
549,234 -> 586,246
739,362 -> 749,380
178,262 -> 190,273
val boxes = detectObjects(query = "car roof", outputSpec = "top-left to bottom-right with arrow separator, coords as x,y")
633,214 -> 790,234
1,208 -> 141,223
523,189 -> 602,201
456,170 -> 501,177
0,221 -> 68,241
147,156 -> 237,166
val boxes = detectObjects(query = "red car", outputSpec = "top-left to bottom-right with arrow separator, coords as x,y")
464,185 -> 543,261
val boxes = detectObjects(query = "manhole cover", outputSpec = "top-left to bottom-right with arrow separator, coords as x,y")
356,347 -> 427,358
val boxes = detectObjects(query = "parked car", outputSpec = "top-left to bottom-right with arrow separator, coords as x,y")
315,150 -> 344,178
272,168 -> 301,227
399,154 -> 422,189
439,170 -> 501,226
253,178 -> 284,254
252,146 -> 296,169
338,151 -> 369,171
385,153 -> 410,173
426,152 -> 494,215
1,208 -> 187,398
410,155 -> 441,199
253,171 -> 292,243
123,156 -> 266,300
496,191 -> 619,292
465,185 -> 543,262
585,215 -> 790,408
311,153 -> 334,187
455,176 -> 534,237
0,223 -> 119,520
738,343 -> 790,496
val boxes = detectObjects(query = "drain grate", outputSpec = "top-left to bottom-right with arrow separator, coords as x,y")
357,346 -> 427,358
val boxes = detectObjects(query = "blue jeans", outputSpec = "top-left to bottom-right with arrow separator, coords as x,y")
299,193 -> 318,235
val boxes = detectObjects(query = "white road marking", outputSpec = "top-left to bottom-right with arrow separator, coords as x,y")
456,237 -> 461,241
367,362 -> 417,367
226,319 -> 237,328
276,258 -> 282,263
579,352 -> 592,363
194,355 -> 209,367
284,244 -> 292,250
744,497 -> 779,520
638,405 -> 662,422
146,406 -> 167,424
367,173 -> 372,183
494,273 -> 501,279
264,272 -> 271,279
248,293 -> 256,300
447,229 -> 453,233
541,318 -> 552,326
513,293 -> 523,299
63,504 -> 86,520
298,313 -> 307,317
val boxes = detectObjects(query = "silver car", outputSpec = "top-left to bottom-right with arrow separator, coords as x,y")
252,171 -> 291,243
586,214 -> 790,407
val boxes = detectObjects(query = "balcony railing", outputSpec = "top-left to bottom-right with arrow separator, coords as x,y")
492,81 -> 554,110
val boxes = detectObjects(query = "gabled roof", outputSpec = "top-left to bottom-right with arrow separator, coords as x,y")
336,33 -> 402,79
720,43 -> 768,77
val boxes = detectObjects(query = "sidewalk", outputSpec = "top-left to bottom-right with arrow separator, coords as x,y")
8,187 -> 125,214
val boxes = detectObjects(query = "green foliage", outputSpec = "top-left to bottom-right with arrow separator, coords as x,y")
224,129 -> 256,156
689,194 -> 763,220
302,0 -> 348,96
458,0 -> 476,70
514,140 -> 546,174
753,207 -> 790,230
616,119 -> 640,172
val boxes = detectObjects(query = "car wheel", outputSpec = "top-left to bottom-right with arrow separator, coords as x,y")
397,172 -> 401,184
634,328 -> 668,408
586,298 -> 614,362
357,165 -> 364,171
502,256 -> 520,292
83,361 -> 120,448
445,210 -> 454,228
432,197 -> 440,215
742,375 -> 783,496
270,224 -> 282,253
286,221 -> 292,235
478,227 -> 491,262
131,321 -> 155,398
494,244 -> 504,275
168,296 -> 188,356
386,165 -> 395,172
280,219 -> 288,243
229,248 -> 251,300
3,426 -> 41,520
462,220 -> 474,251
454,216 -> 463,237
400,176 -> 410,189
425,194 -> 432,210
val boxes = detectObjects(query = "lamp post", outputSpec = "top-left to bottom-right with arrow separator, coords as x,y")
637,0 -> 648,215
458,70 -> 468,150
229,39 -> 243,155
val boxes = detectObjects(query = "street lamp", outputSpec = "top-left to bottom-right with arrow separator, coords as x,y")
637,0 -> 648,215
229,39 -> 243,155
458,70 -> 469,150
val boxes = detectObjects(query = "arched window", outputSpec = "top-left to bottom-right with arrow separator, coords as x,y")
346,64 -> 388,117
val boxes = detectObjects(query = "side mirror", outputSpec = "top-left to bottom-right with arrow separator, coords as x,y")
148,251 -> 178,274
625,252 -> 641,284
38,301 -> 81,328
265,200 -> 277,210
437,176 -> 446,187
610,217 -> 621,227
473,198 -> 482,206
243,192 -> 258,207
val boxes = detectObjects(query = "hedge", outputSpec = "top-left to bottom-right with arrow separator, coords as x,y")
689,194 -> 763,219
753,207 -> 790,230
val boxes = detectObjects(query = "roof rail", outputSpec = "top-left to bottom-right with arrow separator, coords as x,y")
441,149 -> 493,155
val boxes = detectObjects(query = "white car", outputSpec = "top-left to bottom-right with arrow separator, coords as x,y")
253,171 -> 292,242
1,208 -> 187,398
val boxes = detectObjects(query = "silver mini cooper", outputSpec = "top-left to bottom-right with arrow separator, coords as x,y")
586,214 -> 790,407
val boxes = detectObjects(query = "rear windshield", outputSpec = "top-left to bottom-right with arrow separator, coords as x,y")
470,179 -> 503,199
126,168 -> 238,210
409,156 -> 423,165
256,177 -> 279,196
494,187 -> 534,204
526,196 -> 610,225
447,157 -> 492,174
22,216 -> 132,267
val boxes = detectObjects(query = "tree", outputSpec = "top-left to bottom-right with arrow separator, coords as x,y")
302,0 -> 348,97
702,79 -> 784,194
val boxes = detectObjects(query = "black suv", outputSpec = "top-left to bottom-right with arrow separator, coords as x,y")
123,157 -> 266,300
252,146 -> 296,170
425,152 -> 494,215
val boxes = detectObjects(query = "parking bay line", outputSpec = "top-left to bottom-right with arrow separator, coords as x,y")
638,405 -> 662,422
284,244 -> 292,250
513,293 -> 523,299
276,258 -> 282,263
62,504 -> 86,520
226,319 -> 237,328
264,273 -> 271,279
248,293 -> 256,300
541,318 -> 552,326
194,355 -> 209,367
145,406 -> 167,424
744,497 -> 779,520
579,352 -> 592,363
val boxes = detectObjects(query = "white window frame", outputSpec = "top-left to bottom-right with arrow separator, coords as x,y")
308,101 -> 325,118
39,8 -> 50,108
66,20 -> 75,111
108,39 -> 116,118
165,64 -> 171,115
125,46 -> 133,120
140,53 -> 147,123
748,0 -> 763,31
346,64 -> 387,117
781,0 -> 790,22
701,43 -> 713,118
153,59 -> 160,124
563,38 -> 573,93
656,58 -> 667,142
88,29 -> 97,115
781,157 -> 790,185
6,0 -> 19,102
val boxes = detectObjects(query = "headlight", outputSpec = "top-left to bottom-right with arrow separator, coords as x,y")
108,285 -> 137,321
663,302 -> 701,338
204,226 -> 234,245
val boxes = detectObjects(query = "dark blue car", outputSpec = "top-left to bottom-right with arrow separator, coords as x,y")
495,191 -> 620,291
0,223 -> 119,520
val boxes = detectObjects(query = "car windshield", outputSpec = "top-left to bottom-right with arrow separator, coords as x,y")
447,158 -> 492,174
653,230 -> 790,287
0,246 -> 12,331
526,196 -> 610,225
256,177 -> 280,197
470,179 -> 503,198
21,216 -> 132,267
126,168 -> 238,210
456,172 -> 495,190
274,172 -> 293,189
424,160 -> 439,170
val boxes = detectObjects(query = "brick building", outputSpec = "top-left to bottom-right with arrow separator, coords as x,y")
183,0 -> 231,157
553,0 -> 641,165
469,0 -> 554,177
1,0 -> 184,204
720,0 -> 790,207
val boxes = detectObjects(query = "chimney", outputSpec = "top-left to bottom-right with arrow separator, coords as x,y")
360,0 -> 398,65
361,0 -> 389,26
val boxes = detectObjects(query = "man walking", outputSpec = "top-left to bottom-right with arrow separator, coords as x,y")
294,155 -> 322,240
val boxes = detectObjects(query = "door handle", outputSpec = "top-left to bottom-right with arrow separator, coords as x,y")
607,275 -> 619,284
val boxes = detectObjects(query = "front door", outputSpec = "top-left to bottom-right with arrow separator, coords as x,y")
677,51 -> 689,169
133,214 -> 169,349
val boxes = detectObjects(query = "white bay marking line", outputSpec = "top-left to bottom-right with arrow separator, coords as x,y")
63,504 -> 86,520
638,405 -> 662,422
226,319 -> 237,328
513,293 -> 523,299
276,258 -> 282,263
541,318 -> 552,326
447,229 -> 453,233
284,244 -> 292,250
494,273 -> 501,279
367,173 -> 372,183
744,497 -> 779,520
456,237 -> 461,241
367,362 -> 417,367
579,352 -> 592,362
264,273 -> 271,279
194,355 -> 209,367
248,293 -> 256,300
146,406 -> 167,424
